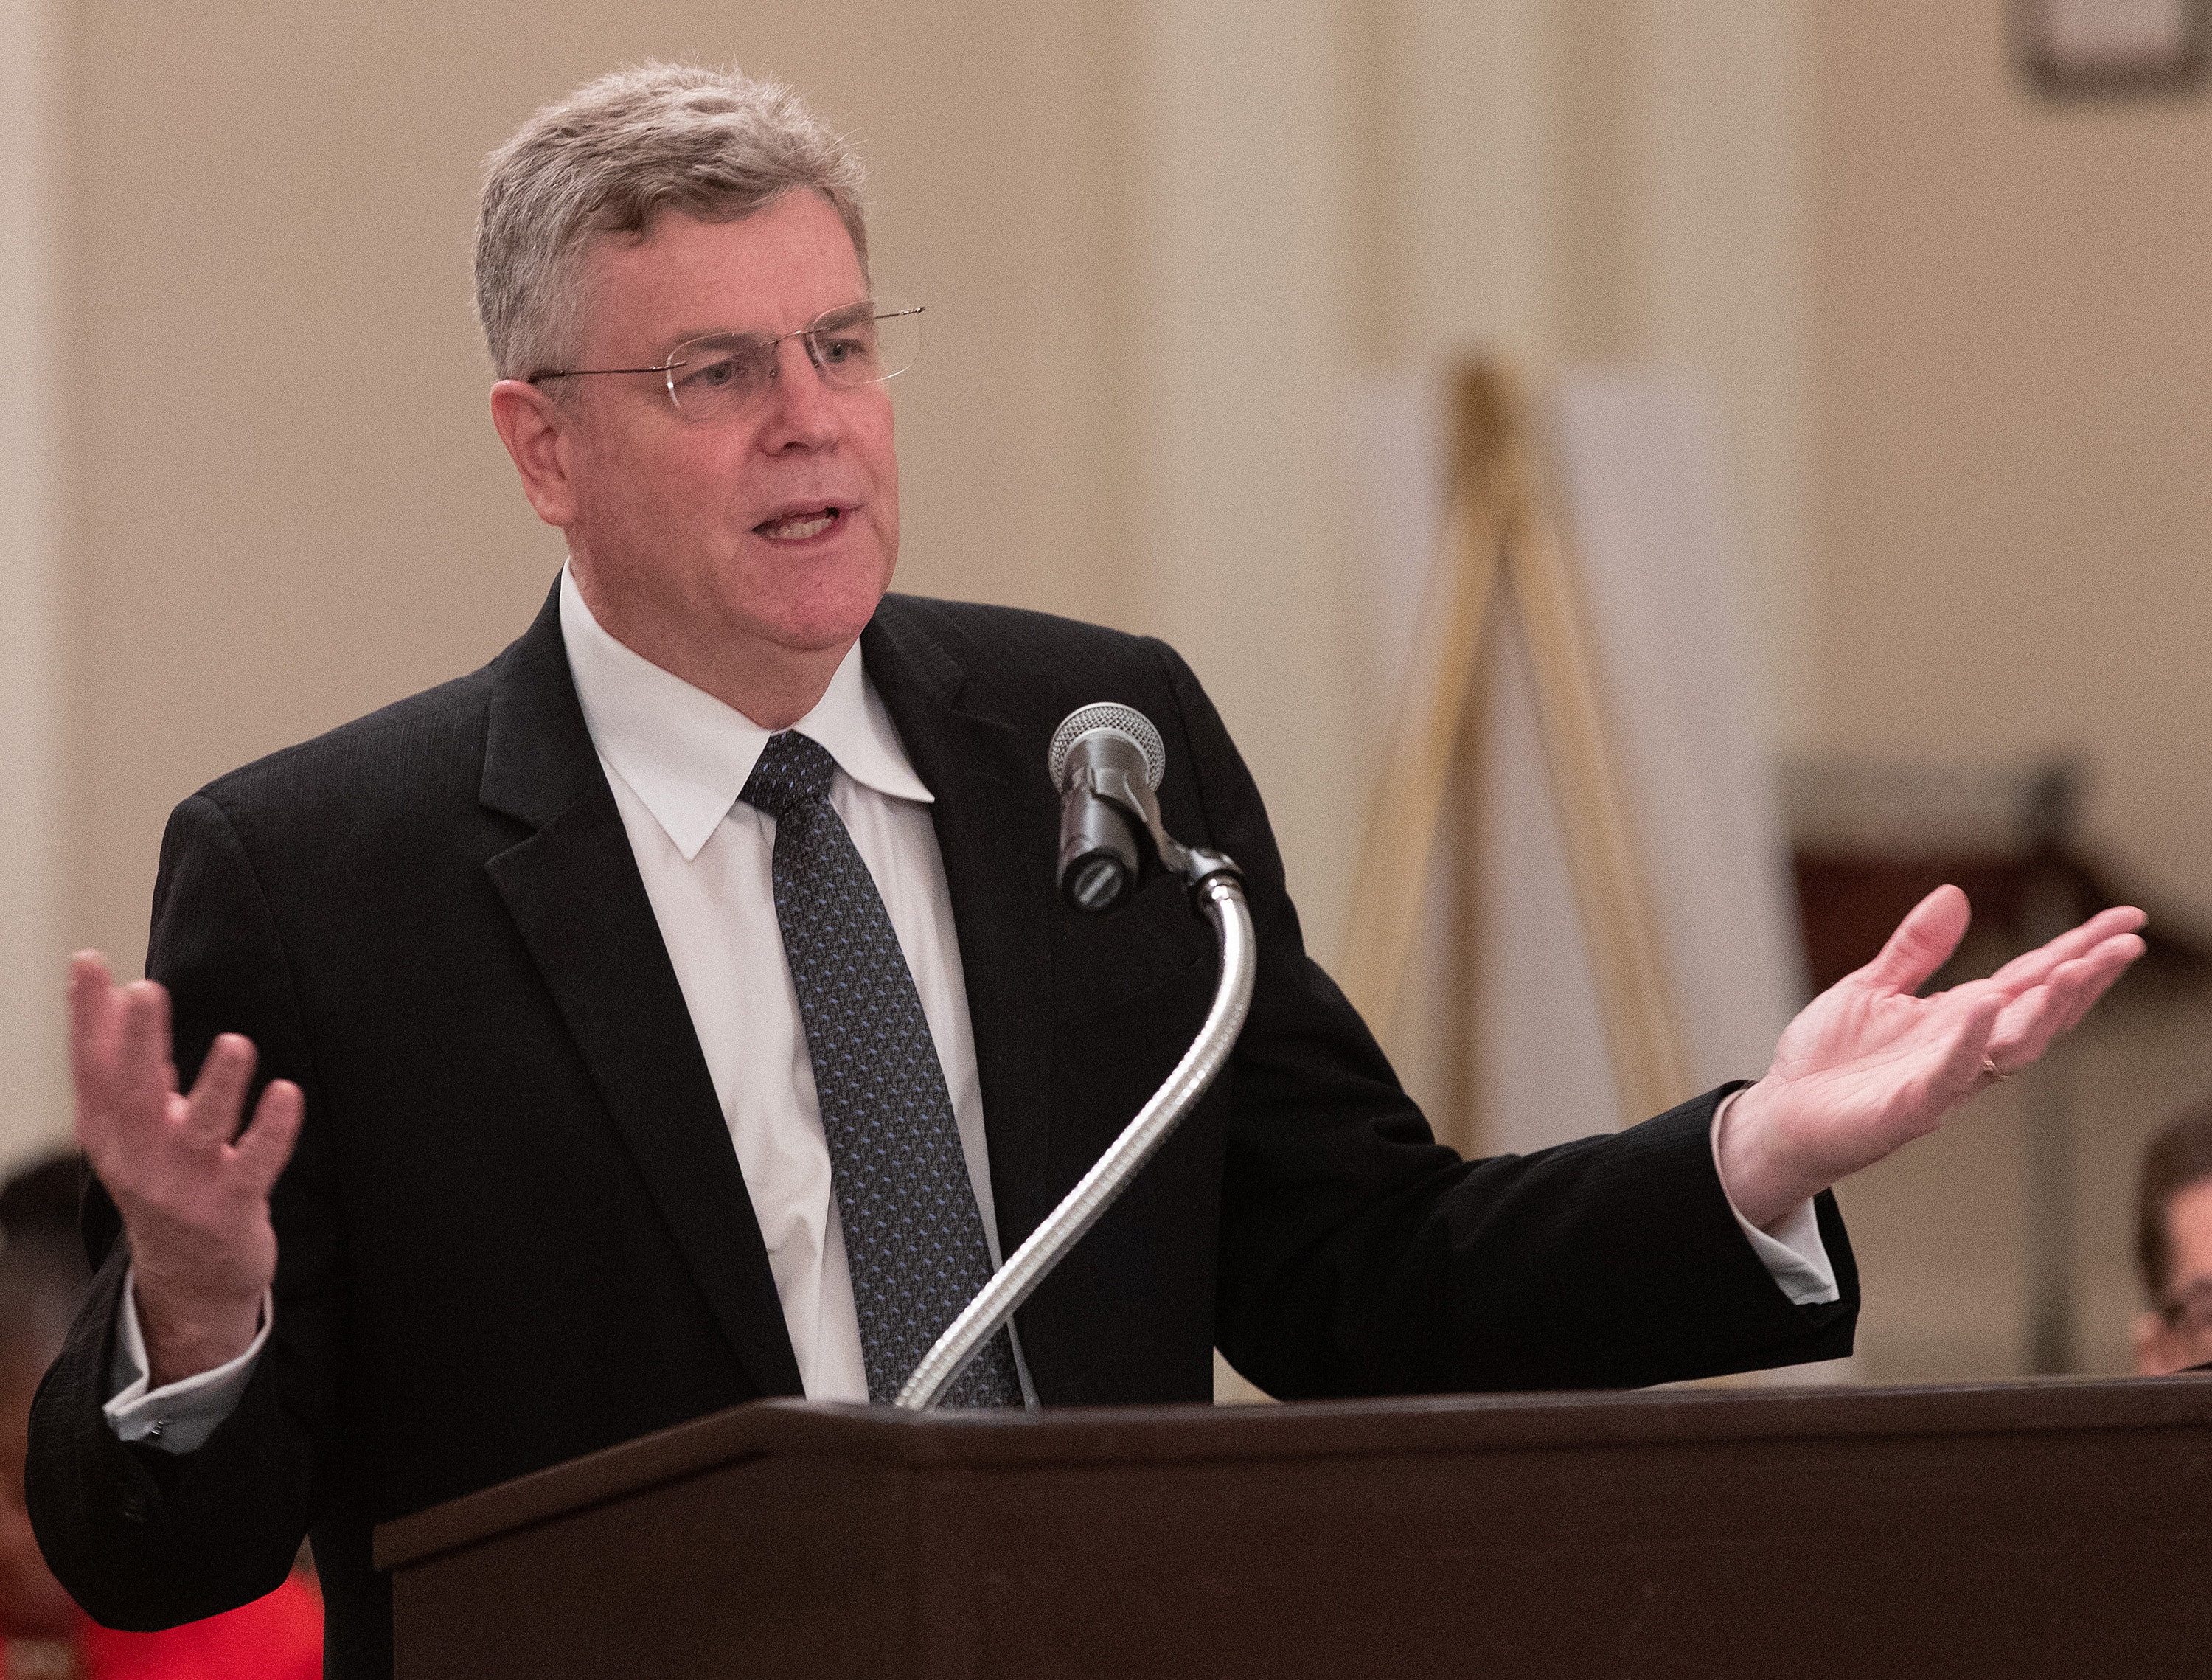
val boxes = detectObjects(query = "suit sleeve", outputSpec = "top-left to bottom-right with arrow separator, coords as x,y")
1142,638 -> 1858,1398
28,793 -> 344,1629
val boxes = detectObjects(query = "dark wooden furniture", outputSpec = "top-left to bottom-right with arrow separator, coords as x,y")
375,1376 -> 2212,1678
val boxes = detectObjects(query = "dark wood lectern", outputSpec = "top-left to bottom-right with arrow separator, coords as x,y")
375,1375 -> 2212,1678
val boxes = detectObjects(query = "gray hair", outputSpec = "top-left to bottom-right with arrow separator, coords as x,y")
474,63 -> 871,381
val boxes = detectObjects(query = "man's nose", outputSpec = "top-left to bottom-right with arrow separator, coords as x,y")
758,333 -> 841,447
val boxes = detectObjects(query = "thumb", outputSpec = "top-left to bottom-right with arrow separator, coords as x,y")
1859,885 -> 1971,997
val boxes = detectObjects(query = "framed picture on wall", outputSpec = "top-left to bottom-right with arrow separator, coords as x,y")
2014,0 -> 2212,97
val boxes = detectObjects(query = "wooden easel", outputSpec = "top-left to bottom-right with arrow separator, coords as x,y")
1338,360 -> 1690,1127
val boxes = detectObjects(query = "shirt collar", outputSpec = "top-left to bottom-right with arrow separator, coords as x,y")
558,565 -> 933,862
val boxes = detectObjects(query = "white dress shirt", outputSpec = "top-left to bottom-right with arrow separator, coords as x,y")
105,569 -> 1830,1450
554,566 -> 1029,1403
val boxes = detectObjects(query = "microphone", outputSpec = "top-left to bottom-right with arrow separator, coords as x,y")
1047,703 -> 1242,915
1048,704 -> 1165,913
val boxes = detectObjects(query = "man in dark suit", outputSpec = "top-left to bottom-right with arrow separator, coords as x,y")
28,63 -> 2146,1680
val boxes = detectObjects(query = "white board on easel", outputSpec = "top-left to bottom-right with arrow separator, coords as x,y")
1334,367 -> 1806,1157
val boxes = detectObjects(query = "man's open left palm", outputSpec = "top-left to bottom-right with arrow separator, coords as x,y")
1720,886 -> 2145,1229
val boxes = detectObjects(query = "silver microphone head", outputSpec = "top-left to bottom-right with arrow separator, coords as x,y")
1048,703 -> 1166,793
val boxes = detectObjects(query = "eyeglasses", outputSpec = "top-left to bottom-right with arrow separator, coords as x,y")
2162,1279 -> 2212,1343
526,298 -> 922,421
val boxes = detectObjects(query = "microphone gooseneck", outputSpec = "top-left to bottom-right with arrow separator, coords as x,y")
891,704 -> 1251,1410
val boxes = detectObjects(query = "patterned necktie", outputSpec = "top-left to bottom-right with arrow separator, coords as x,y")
739,729 -> 1022,1407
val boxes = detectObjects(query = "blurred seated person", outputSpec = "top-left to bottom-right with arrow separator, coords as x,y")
0,1156 -> 321,1679
2133,1102 -> 2212,1375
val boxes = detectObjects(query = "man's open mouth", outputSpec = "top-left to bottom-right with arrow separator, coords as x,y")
755,507 -> 841,541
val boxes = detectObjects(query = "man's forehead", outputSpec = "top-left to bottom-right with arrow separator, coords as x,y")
582,194 -> 866,334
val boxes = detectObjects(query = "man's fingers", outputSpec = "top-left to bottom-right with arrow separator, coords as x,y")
183,1034 -> 258,1146
67,954 -> 122,1114
1988,933 -> 2146,1069
1986,906 -> 2147,996
1935,985 -> 2006,1100
2037,934 -> 2140,1040
1986,982 -> 2053,1071
1859,884 -> 1972,996
2056,931 -> 2145,1032
112,981 -> 179,1121
234,1080 -> 304,1193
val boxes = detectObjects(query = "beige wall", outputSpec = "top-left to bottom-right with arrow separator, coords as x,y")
1813,0 -> 2212,921
0,0 -> 66,1171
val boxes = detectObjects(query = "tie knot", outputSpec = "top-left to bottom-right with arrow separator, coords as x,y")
740,730 -> 838,819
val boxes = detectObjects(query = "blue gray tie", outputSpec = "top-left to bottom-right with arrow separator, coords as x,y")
739,730 -> 1023,1407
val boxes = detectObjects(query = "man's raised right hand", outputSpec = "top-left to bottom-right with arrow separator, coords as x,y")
69,951 -> 302,1389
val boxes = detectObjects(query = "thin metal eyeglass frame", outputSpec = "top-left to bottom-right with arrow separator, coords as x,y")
524,300 -> 924,412
2162,1278 -> 2212,1335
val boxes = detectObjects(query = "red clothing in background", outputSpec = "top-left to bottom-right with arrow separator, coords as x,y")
9,1576 -> 324,1680
86,1576 -> 322,1679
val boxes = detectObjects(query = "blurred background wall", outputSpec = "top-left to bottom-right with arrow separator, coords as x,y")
2,0 -> 2208,1382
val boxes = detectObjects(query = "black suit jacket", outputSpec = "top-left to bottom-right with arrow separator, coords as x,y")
29,585 -> 1855,1678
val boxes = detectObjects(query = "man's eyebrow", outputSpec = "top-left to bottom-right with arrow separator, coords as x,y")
661,299 -> 878,350
659,325 -> 767,355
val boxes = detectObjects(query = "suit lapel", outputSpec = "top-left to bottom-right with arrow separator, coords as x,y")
477,586 -> 805,1399
863,601 -> 1060,1257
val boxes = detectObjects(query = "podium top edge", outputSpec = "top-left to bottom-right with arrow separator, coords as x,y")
372,1372 -> 2212,1573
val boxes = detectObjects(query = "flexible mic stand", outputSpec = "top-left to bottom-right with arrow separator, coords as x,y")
894,709 -> 1255,1410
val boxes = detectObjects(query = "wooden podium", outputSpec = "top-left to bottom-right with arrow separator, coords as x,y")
375,1374 -> 2212,1677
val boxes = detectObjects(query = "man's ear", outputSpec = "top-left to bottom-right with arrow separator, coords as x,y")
489,379 -> 581,529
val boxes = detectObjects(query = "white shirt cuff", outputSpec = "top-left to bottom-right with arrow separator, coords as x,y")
102,1267 -> 272,1455
1711,1088 -> 1840,1307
